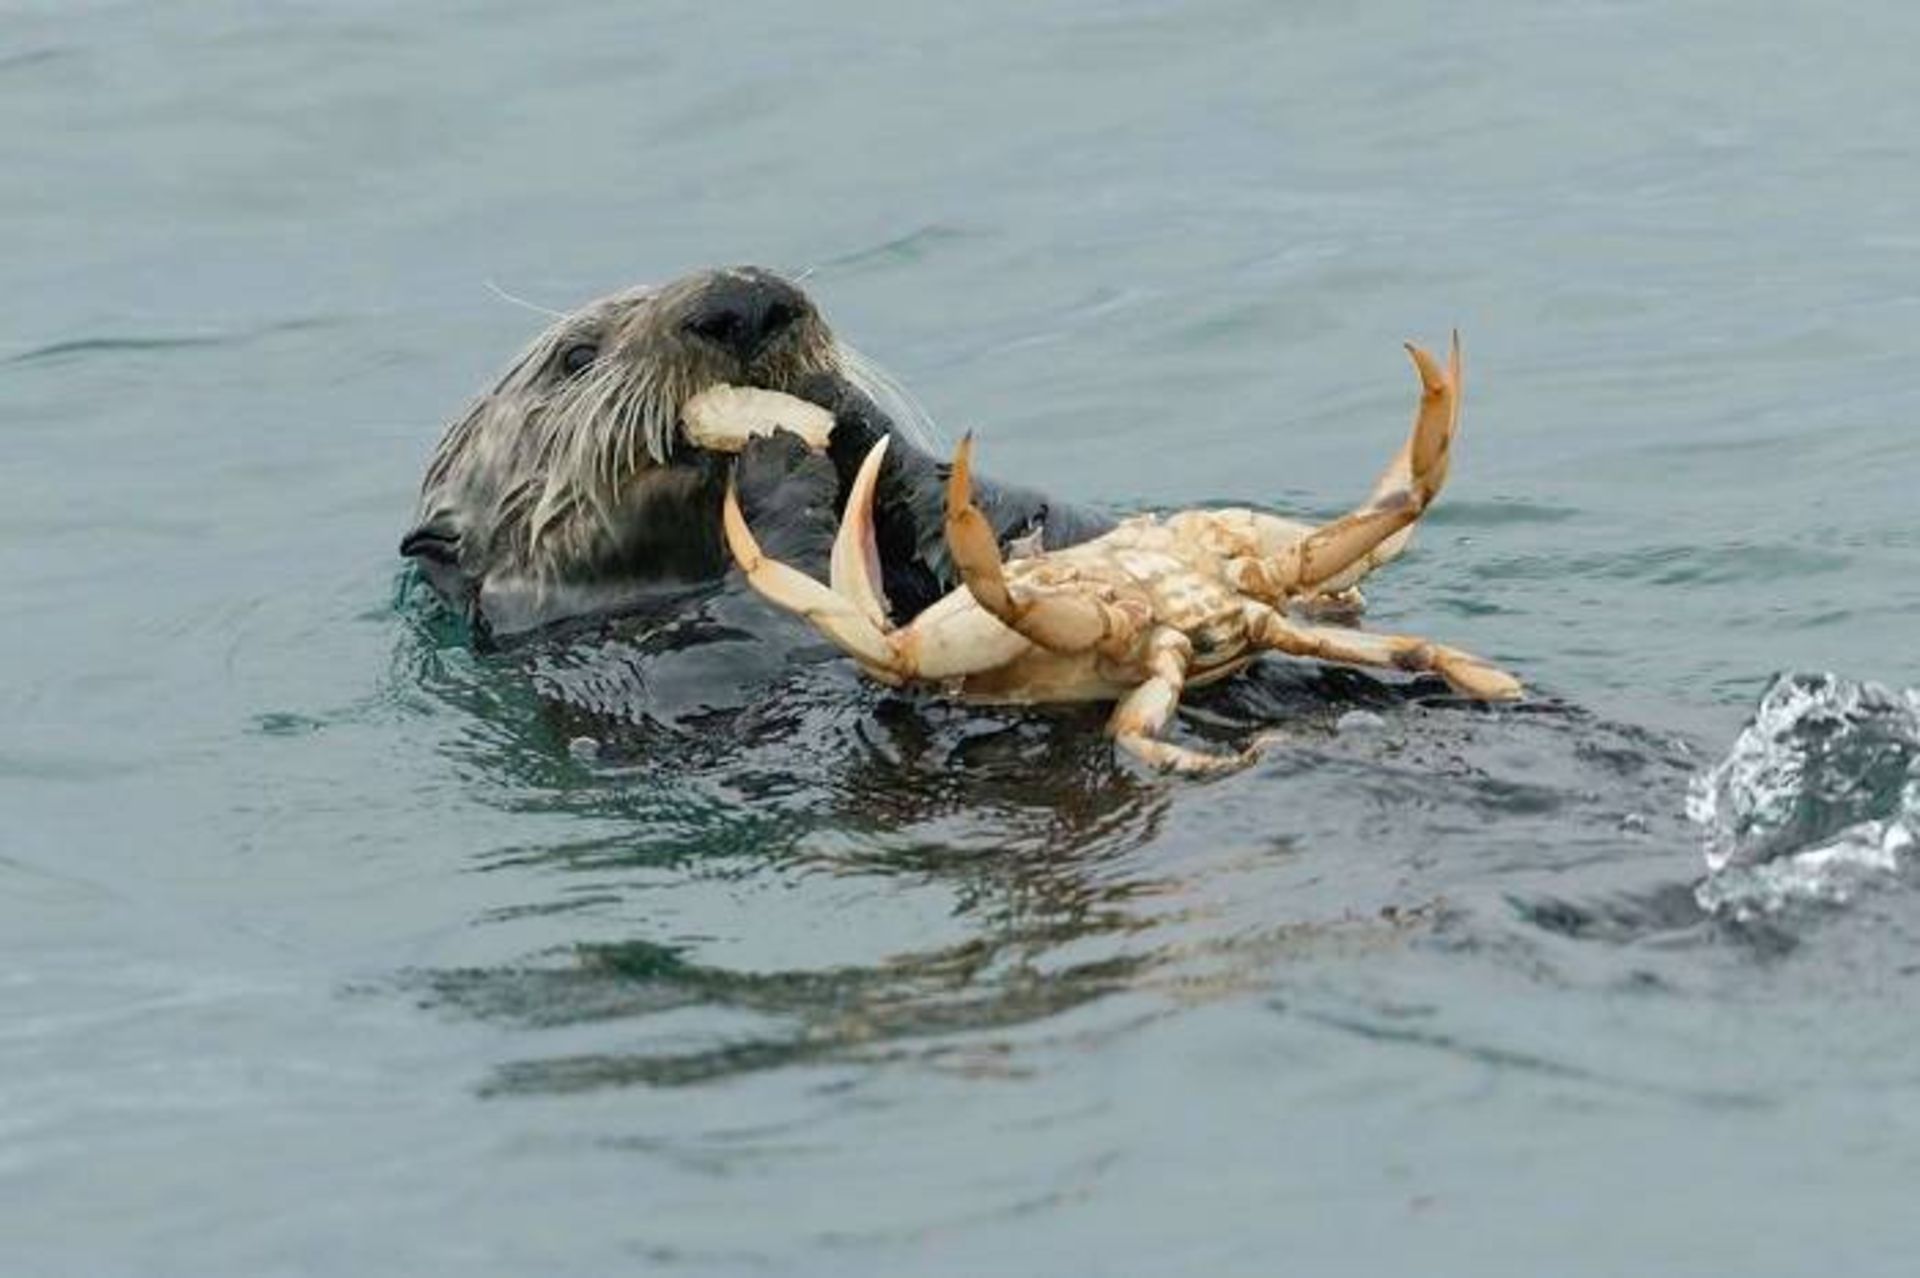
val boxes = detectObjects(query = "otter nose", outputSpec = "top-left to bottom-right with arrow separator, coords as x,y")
681,273 -> 807,363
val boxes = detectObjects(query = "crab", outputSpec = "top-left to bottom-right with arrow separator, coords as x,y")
719,336 -> 1522,773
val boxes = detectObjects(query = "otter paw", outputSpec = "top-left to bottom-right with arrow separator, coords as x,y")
733,429 -> 841,567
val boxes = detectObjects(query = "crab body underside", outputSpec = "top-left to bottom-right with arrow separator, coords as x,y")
715,336 -> 1522,773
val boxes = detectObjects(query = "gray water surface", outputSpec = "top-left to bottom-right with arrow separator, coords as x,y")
7,2 -> 1920,1274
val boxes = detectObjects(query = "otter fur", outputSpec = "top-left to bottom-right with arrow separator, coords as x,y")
402,266 -> 1111,639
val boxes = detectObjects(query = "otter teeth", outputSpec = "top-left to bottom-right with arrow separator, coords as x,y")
680,385 -> 834,455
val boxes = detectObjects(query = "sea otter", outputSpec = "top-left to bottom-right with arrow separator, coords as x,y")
402,266 -> 1112,640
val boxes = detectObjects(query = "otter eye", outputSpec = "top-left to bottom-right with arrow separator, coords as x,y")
560,342 -> 598,376
762,299 -> 801,337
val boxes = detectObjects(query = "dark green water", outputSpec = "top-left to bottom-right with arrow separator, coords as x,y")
7,2 -> 1920,1273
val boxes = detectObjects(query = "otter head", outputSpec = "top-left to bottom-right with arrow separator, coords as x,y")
402,266 -> 924,635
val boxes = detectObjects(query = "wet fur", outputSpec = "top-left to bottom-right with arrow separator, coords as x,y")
403,266 -> 1110,639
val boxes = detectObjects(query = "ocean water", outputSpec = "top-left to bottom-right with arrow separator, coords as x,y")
6,2 -> 1920,1273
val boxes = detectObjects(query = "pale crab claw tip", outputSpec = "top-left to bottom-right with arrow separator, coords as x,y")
1404,342 -> 1445,394
947,433 -> 978,509
721,479 -> 761,569
830,436 -> 893,629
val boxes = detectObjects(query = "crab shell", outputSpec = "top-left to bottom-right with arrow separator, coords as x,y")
722,335 -> 1522,773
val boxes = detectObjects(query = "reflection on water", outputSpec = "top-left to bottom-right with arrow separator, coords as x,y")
397,584 -> 1176,1091
388,583 -> 1714,1096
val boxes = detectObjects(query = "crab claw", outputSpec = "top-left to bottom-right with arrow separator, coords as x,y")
727,436 -> 1030,685
1398,332 -> 1460,505
1237,333 -> 1463,600
944,434 -> 1142,656
943,434 -> 1016,619
723,451 -> 900,679
829,434 -> 893,630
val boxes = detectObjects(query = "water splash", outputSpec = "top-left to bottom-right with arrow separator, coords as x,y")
1689,673 -> 1920,917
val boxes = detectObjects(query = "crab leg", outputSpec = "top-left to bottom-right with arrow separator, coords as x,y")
1109,628 -> 1252,774
945,435 -> 1144,656
724,438 -> 1030,684
1243,603 -> 1522,701
1232,334 -> 1462,600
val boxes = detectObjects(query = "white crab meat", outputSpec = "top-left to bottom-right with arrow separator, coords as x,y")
680,384 -> 835,454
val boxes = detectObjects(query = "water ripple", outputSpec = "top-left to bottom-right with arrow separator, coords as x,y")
2,317 -> 343,367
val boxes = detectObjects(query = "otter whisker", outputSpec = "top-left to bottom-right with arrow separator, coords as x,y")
635,366 -> 676,468
616,374 -> 645,489
482,279 -> 568,320
839,341 -> 941,450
